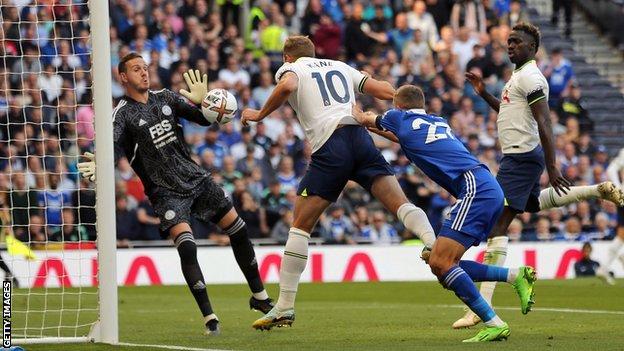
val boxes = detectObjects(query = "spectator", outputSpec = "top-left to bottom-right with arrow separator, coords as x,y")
453,27 -> 479,72
271,209 -> 293,244
591,212 -> 614,240
359,211 -> 399,244
8,172 -> 37,240
137,199 -> 161,241
543,47 -> 575,107
262,179 -> 289,228
407,0 -> 439,48
507,218 -> 523,242
402,29 -> 433,75
236,191 -> 268,238
450,0 -> 487,35
501,0 -> 529,28
276,156 -> 298,192
37,173 -> 71,233
49,208 -> 88,242
322,205 -> 356,245
560,216 -> 589,241
218,56 -> 250,92
551,0 -> 573,37
574,242 -> 600,277
116,193 -> 140,247
312,14 -> 341,60
344,2 -> 372,62
251,72 -> 275,107
196,125 -> 228,169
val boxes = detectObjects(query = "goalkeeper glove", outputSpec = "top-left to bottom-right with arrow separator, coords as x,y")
179,69 -> 208,105
77,152 -> 96,181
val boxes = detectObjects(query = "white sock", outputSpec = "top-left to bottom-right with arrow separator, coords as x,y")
539,185 -> 600,210
479,236 -> 509,305
276,228 -> 310,311
484,314 -> 506,327
204,313 -> 218,323
603,236 -> 624,269
397,203 -> 436,247
253,290 -> 269,301
506,268 -> 519,283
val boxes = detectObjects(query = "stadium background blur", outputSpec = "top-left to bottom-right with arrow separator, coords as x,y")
1,0 -> 623,249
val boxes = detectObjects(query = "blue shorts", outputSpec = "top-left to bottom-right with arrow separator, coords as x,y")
297,125 -> 394,202
496,146 -> 545,213
439,166 -> 504,249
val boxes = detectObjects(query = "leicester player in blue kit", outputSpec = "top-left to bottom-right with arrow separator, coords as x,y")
353,85 -> 535,342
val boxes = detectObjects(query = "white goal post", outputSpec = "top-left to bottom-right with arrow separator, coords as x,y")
8,0 -> 118,345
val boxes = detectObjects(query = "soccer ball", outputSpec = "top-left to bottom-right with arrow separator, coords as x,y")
201,89 -> 237,125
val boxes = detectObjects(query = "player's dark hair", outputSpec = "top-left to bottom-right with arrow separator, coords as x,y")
118,52 -> 144,74
283,36 -> 315,60
512,22 -> 540,51
395,85 -> 425,109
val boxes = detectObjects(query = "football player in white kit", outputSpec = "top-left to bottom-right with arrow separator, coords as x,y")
242,36 -> 437,330
458,22 -> 624,328
598,148 -> 624,284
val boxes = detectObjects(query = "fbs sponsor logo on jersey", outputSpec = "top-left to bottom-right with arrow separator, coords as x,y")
149,120 -> 176,149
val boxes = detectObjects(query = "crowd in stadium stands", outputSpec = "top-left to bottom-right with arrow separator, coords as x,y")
0,0 -> 620,247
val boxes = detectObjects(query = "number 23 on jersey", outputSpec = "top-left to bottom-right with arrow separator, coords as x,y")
412,118 -> 455,144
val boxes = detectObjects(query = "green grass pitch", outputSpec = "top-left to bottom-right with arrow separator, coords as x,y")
14,279 -> 624,350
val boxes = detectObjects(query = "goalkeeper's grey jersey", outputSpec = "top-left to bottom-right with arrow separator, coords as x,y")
113,89 -> 211,196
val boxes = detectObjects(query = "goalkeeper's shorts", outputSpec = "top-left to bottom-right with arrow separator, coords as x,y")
150,177 -> 233,239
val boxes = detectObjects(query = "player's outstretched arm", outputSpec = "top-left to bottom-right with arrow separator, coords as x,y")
179,69 -> 208,105
242,72 -> 298,126
531,99 -> 572,195
367,127 -> 399,143
176,69 -> 212,126
465,72 -> 500,112
361,75 -> 395,101
352,104 -> 399,143
351,103 -> 377,128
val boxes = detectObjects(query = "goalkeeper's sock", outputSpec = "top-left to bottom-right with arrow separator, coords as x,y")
224,216 -> 266,297
276,228 -> 310,311
175,232 -> 214,317
441,265 -> 504,327
478,236 -> 508,305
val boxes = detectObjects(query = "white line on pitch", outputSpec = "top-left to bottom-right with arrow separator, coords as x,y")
117,342 -> 231,351
434,304 -> 624,315
127,303 -> 624,316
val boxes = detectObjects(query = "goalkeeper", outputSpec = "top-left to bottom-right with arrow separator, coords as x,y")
78,52 -> 273,336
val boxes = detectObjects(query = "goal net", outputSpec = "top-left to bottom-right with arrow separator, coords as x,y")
0,0 -> 117,345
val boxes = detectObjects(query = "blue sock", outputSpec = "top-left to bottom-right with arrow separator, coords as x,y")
459,260 -> 509,282
441,265 -> 497,323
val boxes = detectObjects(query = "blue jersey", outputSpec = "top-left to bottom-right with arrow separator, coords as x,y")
377,108 -> 482,196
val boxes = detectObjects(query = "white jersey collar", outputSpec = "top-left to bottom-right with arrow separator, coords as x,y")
407,108 -> 427,115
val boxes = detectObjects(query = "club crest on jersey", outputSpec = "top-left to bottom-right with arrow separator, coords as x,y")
162,105 -> 172,116
165,210 -> 176,220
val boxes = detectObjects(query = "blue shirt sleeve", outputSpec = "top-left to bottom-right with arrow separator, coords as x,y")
377,109 -> 403,134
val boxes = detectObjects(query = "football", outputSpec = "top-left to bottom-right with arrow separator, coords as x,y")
201,88 -> 237,125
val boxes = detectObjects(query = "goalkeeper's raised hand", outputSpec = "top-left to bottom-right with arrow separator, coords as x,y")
179,69 -> 208,105
77,152 -> 96,181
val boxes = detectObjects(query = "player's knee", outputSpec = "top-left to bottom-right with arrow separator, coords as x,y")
428,254 -> 452,278
174,232 -> 198,265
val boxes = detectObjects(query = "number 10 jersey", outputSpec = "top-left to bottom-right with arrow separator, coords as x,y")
275,57 -> 368,153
